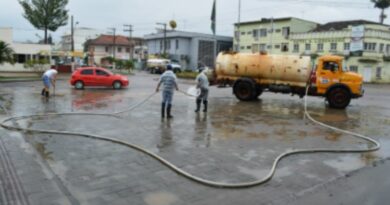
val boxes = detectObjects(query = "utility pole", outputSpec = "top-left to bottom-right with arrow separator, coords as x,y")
157,23 -> 167,57
108,27 -> 116,68
237,0 -> 241,52
71,15 -> 74,71
123,24 -> 133,60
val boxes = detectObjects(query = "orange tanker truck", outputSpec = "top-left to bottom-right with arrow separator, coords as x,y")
215,52 -> 364,109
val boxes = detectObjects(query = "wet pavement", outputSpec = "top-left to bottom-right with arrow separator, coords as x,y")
1,71 -> 390,205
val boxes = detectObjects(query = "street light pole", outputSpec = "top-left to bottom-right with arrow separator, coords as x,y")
70,16 -> 79,71
157,23 -> 167,57
108,27 -> 116,68
123,24 -> 133,60
237,0 -> 241,52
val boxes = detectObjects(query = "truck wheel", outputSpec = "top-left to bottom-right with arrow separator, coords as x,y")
254,85 -> 263,99
327,87 -> 351,109
233,79 -> 256,101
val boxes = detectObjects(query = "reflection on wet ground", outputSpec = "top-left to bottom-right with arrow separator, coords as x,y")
1,76 -> 390,204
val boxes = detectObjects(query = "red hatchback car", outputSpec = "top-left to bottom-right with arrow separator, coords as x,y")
70,67 -> 129,89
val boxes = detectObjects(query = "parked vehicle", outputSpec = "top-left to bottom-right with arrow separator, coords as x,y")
215,52 -> 364,109
70,67 -> 129,89
147,58 -> 182,74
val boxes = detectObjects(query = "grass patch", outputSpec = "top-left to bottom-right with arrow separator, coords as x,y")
0,77 -> 41,82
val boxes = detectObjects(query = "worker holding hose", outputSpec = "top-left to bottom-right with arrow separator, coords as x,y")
156,65 -> 179,118
41,69 -> 58,98
194,67 -> 209,112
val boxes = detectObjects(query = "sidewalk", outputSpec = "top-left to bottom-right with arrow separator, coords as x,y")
0,127 -> 73,205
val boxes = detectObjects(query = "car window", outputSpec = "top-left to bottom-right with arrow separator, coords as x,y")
96,69 -> 109,76
81,69 -> 93,75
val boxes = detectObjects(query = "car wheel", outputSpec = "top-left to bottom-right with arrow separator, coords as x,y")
75,81 -> 84,90
113,81 -> 122,90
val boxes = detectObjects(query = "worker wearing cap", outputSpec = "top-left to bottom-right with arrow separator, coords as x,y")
194,67 -> 209,112
156,65 -> 179,118
41,69 -> 58,98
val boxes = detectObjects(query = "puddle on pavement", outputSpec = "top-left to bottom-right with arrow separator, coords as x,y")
144,191 -> 178,205
237,166 -> 270,179
323,155 -> 366,172
275,166 -> 293,180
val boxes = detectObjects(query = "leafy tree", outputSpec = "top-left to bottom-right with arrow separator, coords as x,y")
372,0 -> 390,24
0,41 -> 14,65
123,60 -> 134,73
19,0 -> 69,44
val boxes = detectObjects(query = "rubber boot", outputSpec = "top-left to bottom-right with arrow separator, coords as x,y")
167,104 -> 173,119
194,99 -> 201,112
45,91 -> 49,98
41,88 -> 45,96
203,100 -> 208,112
161,103 -> 165,118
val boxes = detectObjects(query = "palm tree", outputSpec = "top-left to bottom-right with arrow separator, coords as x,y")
372,0 -> 390,24
0,41 -> 14,65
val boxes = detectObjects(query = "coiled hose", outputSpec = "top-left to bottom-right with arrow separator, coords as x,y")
0,87 -> 380,188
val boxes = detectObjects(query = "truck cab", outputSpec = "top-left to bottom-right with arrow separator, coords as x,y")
314,55 -> 364,109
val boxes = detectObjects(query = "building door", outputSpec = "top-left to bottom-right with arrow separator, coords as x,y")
363,67 -> 372,82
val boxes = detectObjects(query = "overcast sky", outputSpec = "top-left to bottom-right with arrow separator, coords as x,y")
0,0 -> 384,43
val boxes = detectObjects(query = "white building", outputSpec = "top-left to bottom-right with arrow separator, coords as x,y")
60,27 -> 101,52
144,30 -> 233,70
0,27 -> 52,73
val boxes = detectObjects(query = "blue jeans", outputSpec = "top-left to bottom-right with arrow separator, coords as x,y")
162,91 -> 173,105
42,75 -> 50,88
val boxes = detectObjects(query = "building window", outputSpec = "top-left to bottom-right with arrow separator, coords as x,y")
240,46 -> 245,50
349,66 -> 358,73
293,44 -> 299,53
282,27 -> 290,38
274,44 -> 280,49
260,29 -> 267,37
275,29 -> 281,33
160,40 -> 163,50
364,42 -> 376,51
253,29 -> 258,38
176,39 -> 179,49
386,44 -> 390,54
118,47 -> 122,52
317,43 -> 324,52
330,43 -> 337,51
305,43 -> 311,51
126,48 -> 130,53
344,43 -> 350,51
379,43 -> 384,53
105,46 -> 109,52
167,40 -> 171,50
281,43 -> 289,52
376,67 -> 382,79
247,31 -> 252,35
246,46 -> 252,50
260,44 -> 266,51
241,32 -> 246,35
267,45 -> 272,49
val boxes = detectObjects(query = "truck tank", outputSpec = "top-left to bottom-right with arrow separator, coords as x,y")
216,52 -> 313,87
